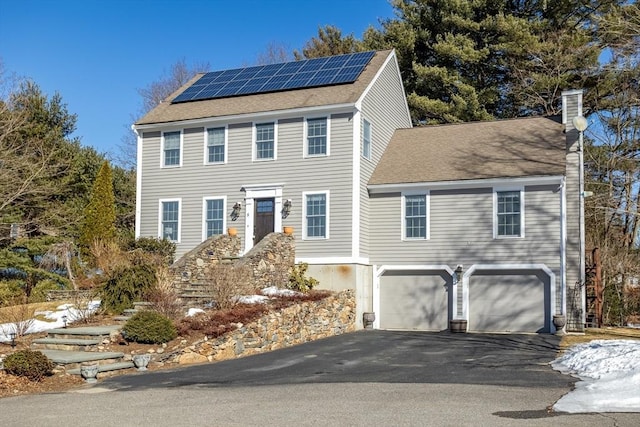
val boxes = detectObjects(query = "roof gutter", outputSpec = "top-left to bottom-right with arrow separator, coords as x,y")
368,175 -> 564,194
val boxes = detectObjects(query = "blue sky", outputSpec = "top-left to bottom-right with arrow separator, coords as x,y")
0,0 -> 394,159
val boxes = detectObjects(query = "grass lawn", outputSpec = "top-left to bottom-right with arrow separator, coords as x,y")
560,327 -> 640,351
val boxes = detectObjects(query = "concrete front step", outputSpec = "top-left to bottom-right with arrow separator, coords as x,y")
40,349 -> 127,371
31,337 -> 101,351
66,361 -> 136,376
46,325 -> 122,341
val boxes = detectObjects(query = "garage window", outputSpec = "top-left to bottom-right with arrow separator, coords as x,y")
495,189 -> 523,237
403,193 -> 428,239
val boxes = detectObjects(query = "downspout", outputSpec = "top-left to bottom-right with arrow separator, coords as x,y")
560,177 -> 567,317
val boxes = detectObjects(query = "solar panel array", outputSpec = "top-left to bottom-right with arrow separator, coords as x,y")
171,51 -> 376,103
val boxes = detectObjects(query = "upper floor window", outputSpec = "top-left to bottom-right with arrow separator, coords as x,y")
206,127 -> 226,163
204,198 -> 225,238
163,131 -> 181,167
495,190 -> 523,238
362,119 -> 372,160
306,117 -> 328,157
304,192 -> 328,239
404,194 -> 428,239
160,200 -> 180,242
255,122 -> 275,160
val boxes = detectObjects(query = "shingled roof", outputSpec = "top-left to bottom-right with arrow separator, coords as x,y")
136,50 -> 394,126
369,116 -> 565,186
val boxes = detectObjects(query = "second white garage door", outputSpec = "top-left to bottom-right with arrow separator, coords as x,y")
379,271 -> 450,330
468,272 -> 550,333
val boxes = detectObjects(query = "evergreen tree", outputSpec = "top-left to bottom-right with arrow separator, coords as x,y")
80,160 -> 116,252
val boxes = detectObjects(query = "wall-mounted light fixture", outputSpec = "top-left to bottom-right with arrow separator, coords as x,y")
231,202 -> 242,221
455,265 -> 463,284
282,199 -> 292,218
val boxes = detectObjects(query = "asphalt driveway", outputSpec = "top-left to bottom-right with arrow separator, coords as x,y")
100,330 -> 572,390
4,331 -> 640,426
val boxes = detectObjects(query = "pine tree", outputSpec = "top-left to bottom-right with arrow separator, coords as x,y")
80,160 -> 116,252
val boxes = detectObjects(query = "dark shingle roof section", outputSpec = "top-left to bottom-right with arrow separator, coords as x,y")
136,50 -> 393,126
369,116 -> 565,186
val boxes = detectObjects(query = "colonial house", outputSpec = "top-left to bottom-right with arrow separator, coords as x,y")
134,49 -> 585,333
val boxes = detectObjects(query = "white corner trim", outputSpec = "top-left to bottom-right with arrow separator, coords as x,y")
134,126 -> 142,239
352,110 -> 362,258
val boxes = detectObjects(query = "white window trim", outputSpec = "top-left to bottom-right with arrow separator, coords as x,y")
362,118 -> 372,160
161,130 -> 183,168
401,191 -> 430,240
303,116 -> 330,158
493,187 -> 525,239
203,126 -> 228,165
202,196 -> 227,240
158,198 -> 181,243
302,190 -> 330,240
252,121 -> 278,161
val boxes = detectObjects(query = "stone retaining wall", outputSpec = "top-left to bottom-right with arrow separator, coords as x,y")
235,233 -> 295,289
170,235 -> 241,285
173,290 -> 355,365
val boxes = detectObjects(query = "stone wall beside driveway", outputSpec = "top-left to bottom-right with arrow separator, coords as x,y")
174,289 -> 356,365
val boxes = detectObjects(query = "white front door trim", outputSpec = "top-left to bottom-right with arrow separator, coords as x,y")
241,184 -> 284,253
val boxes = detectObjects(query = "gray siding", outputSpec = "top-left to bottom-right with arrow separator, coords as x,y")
139,114 -> 355,258
369,185 -> 563,311
358,56 -> 412,259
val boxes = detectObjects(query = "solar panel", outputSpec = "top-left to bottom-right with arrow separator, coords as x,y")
171,50 -> 376,103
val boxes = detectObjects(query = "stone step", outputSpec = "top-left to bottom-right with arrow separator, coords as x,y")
123,308 -> 138,315
31,337 -> 101,351
46,325 -> 122,341
113,316 -> 131,322
66,361 -> 136,376
133,301 -> 152,308
40,349 -> 125,371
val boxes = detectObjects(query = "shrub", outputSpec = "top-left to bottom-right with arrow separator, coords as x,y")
3,349 -> 53,381
205,264 -> 255,310
122,310 -> 177,344
287,263 -> 319,293
176,304 -> 268,338
128,237 -> 176,265
100,264 -> 156,314
146,266 -> 183,320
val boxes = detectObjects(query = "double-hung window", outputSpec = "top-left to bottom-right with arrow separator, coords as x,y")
206,127 -> 226,163
304,192 -> 328,239
362,119 -> 372,160
255,122 -> 275,160
163,131 -> 181,167
160,200 -> 180,241
204,198 -> 225,238
495,190 -> 523,237
306,117 -> 328,156
404,194 -> 427,239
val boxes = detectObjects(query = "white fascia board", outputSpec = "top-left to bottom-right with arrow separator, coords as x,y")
133,103 -> 356,131
368,175 -> 564,194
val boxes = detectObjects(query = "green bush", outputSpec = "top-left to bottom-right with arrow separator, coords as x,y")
100,264 -> 156,314
3,350 -> 54,381
128,237 -> 176,265
122,310 -> 177,344
287,263 -> 319,293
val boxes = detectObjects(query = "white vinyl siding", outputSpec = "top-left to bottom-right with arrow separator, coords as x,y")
162,131 -> 181,167
304,191 -> 329,239
254,122 -> 276,160
159,199 -> 180,242
206,127 -> 226,163
495,189 -> 524,238
204,197 -> 225,238
305,117 -> 328,157
362,119 -> 371,160
403,193 -> 428,239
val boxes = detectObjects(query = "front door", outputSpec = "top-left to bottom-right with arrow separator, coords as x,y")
254,198 -> 275,246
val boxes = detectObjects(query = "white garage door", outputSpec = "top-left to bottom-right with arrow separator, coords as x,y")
468,272 -> 550,333
379,271 -> 449,330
